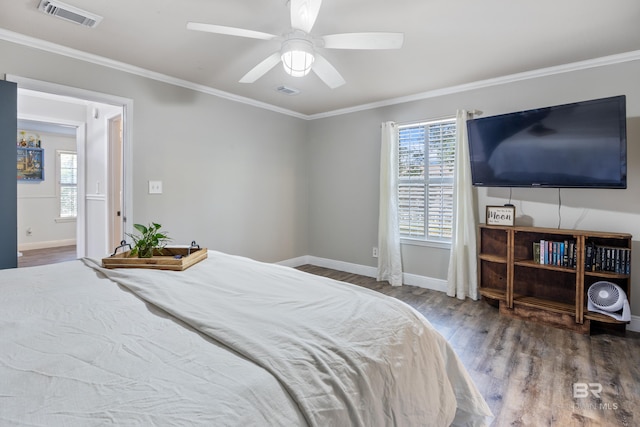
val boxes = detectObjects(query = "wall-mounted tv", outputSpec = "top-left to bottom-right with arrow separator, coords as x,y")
467,95 -> 627,188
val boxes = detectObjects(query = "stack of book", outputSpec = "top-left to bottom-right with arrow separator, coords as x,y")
533,240 -> 577,268
584,242 -> 631,274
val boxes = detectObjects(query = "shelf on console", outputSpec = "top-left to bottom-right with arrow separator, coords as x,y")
584,311 -> 628,324
478,224 -> 632,334
514,258 -> 577,273
512,295 -> 575,316
584,270 -> 630,280
479,253 -> 507,263
479,288 -> 506,301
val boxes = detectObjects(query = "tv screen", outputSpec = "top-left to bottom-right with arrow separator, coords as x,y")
467,95 -> 627,188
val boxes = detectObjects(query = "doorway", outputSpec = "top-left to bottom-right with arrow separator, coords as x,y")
9,75 -> 133,262
16,117 -> 81,267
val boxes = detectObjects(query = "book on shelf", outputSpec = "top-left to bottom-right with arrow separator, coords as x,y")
533,242 -> 540,264
532,238 -> 629,273
584,244 -> 630,274
585,242 -> 595,271
535,239 -> 576,268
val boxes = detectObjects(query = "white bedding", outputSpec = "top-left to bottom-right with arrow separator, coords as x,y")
1,251 -> 491,426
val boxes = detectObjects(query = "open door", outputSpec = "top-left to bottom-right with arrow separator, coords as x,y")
0,80 -> 18,269
108,114 -> 124,252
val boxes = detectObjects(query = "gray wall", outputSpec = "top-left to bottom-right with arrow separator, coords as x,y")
306,59 -> 640,315
2,37 -> 640,316
1,40 -> 309,263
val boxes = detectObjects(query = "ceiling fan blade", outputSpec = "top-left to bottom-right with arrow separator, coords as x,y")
322,32 -> 404,50
239,52 -> 282,83
290,0 -> 322,33
187,22 -> 277,41
312,54 -> 345,89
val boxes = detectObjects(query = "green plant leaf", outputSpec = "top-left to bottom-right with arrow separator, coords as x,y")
126,222 -> 171,258
133,223 -> 147,234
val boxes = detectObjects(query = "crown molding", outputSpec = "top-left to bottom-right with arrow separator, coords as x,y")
308,49 -> 640,120
0,28 -> 307,120
2,28 -> 639,121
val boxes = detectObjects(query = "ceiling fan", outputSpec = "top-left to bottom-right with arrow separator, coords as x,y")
187,0 -> 403,89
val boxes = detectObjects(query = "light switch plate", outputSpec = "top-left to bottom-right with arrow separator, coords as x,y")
148,180 -> 163,194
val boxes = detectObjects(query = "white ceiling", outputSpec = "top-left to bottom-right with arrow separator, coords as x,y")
2,0 -> 640,117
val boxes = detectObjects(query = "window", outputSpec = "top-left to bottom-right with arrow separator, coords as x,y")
57,150 -> 77,219
398,118 -> 456,243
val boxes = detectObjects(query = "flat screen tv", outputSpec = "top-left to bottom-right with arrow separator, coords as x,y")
467,95 -> 627,188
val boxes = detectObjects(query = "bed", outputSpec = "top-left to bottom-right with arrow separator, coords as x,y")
0,250 -> 492,426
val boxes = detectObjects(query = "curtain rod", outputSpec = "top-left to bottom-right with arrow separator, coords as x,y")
394,109 -> 483,127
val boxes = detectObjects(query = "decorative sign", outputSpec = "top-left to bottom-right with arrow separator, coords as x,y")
486,205 -> 515,226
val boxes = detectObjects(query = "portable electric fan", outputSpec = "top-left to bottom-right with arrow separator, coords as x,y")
587,281 -> 631,322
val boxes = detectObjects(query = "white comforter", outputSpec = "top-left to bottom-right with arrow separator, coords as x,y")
0,251 -> 491,426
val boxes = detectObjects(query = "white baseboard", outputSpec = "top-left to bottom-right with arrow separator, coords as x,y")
18,239 -> 76,251
278,254 -> 639,333
307,256 -> 378,278
276,255 -> 310,268
402,271 -> 449,293
278,255 -> 447,293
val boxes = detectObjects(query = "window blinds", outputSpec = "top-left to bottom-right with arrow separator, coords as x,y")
398,119 -> 455,241
59,151 -> 77,218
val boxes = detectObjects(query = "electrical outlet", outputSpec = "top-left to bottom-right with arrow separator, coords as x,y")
372,247 -> 378,258
148,180 -> 163,194
26,227 -> 32,236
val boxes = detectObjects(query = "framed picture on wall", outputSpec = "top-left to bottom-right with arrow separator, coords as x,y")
17,148 -> 44,181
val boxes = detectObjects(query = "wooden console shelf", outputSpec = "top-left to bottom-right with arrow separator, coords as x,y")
479,224 -> 632,334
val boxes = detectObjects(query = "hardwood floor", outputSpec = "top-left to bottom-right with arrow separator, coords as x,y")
13,250 -> 639,425
296,264 -> 640,427
18,245 -> 77,268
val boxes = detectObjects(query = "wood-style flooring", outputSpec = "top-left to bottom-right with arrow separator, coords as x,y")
297,264 -> 640,427
18,245 -> 77,268
15,248 -> 640,426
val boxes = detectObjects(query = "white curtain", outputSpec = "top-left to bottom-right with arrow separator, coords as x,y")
377,121 -> 403,286
447,110 -> 479,300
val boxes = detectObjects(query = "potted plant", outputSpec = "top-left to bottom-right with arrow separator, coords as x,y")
126,222 -> 171,258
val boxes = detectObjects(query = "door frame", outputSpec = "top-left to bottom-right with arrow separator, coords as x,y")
108,113 -> 124,251
7,75 -> 134,256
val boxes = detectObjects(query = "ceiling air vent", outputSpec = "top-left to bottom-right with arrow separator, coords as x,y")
37,0 -> 103,28
276,85 -> 300,96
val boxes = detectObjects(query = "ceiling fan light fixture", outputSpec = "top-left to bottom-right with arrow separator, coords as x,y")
188,0 -> 401,87
281,39 -> 315,77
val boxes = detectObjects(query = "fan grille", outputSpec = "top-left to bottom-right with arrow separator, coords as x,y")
588,281 -> 621,308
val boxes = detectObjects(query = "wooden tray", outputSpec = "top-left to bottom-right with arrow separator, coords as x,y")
102,246 -> 208,271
